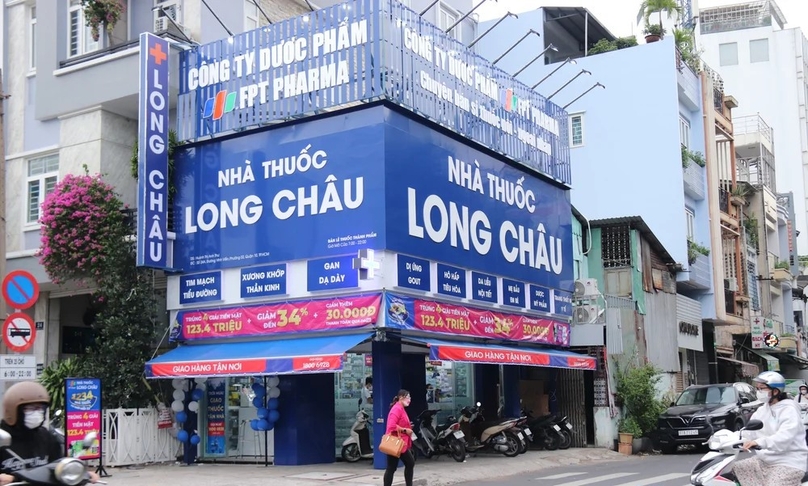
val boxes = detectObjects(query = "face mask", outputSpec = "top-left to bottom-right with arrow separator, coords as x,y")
802,390 -> 807,395
23,410 -> 44,429
756,390 -> 771,403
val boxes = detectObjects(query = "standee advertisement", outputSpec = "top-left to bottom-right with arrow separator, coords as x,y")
65,378 -> 102,460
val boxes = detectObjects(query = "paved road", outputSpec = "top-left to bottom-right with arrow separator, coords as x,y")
457,451 -> 699,486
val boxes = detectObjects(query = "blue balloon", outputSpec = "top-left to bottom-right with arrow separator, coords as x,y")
253,387 -> 266,399
250,419 -> 259,431
252,397 -> 263,408
177,430 -> 189,443
257,408 -> 269,419
265,421 -> 275,431
268,410 -> 280,423
191,389 -> 204,401
175,411 -> 187,423
267,398 -> 279,410
257,419 -> 270,431
190,434 -> 201,445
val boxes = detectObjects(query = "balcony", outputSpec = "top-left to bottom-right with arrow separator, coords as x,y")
683,161 -> 706,200
680,253 -> 712,290
773,267 -> 793,284
676,50 -> 701,111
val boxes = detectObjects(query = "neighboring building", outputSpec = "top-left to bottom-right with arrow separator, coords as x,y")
698,0 -> 808,253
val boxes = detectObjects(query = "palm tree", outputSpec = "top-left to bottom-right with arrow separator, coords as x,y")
641,0 -> 683,35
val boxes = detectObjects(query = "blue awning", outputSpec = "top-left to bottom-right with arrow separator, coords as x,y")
145,332 -> 374,379
406,337 -> 596,370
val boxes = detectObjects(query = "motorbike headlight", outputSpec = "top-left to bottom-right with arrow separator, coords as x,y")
54,458 -> 86,486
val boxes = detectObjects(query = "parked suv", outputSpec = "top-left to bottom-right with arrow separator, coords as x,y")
655,382 -> 760,454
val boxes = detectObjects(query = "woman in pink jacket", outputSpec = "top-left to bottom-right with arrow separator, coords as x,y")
383,389 -> 414,486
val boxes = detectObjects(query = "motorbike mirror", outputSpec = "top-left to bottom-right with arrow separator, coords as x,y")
0,429 -> 11,448
53,410 -> 63,418
476,402 -> 481,407
743,419 -> 763,431
82,432 -> 98,448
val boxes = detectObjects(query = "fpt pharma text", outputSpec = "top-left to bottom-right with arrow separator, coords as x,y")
408,156 -> 565,277
184,19 -> 557,153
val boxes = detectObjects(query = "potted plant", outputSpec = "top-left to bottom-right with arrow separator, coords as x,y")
644,23 -> 664,43
730,184 -> 749,206
614,358 -> 666,453
641,0 -> 682,40
81,0 -> 126,44
618,416 -> 640,454
687,239 -> 710,265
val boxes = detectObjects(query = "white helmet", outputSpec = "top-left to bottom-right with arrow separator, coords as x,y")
753,371 -> 786,391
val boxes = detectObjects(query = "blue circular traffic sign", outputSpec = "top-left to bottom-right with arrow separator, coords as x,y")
2,270 -> 40,310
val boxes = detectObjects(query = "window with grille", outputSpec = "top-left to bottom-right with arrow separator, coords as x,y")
685,208 -> 695,240
601,225 -> 632,268
570,114 -> 584,147
68,0 -> 99,57
680,116 -> 691,148
27,154 -> 59,224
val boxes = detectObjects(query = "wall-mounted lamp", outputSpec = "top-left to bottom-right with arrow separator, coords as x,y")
468,12 -> 518,48
547,69 -> 591,100
151,6 -> 195,44
531,57 -> 576,89
563,82 -> 605,110
512,44 -> 558,77
492,29 -> 540,65
445,0 -> 496,35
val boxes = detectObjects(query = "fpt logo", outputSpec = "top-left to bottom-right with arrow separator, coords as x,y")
202,90 -> 238,120
503,88 -> 518,112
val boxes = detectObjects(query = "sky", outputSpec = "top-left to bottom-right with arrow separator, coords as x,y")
475,0 -> 808,38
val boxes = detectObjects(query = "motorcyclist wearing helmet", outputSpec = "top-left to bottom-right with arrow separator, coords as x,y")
734,371 -> 808,486
0,381 -> 98,485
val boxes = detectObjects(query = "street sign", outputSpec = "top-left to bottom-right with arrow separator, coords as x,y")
0,354 -> 36,381
2,270 -> 39,310
2,313 -> 36,353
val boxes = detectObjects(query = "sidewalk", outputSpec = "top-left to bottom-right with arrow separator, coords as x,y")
97,448 -> 633,486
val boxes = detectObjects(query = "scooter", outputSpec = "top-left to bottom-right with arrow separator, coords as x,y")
341,410 -> 373,462
49,410 -> 65,451
0,429 -> 104,485
689,418 -> 808,485
459,403 -> 521,457
412,409 -> 466,462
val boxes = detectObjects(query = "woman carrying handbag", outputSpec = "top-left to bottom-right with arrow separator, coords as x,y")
381,390 -> 415,486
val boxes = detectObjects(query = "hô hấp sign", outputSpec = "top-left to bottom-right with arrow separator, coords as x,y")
175,0 -> 571,185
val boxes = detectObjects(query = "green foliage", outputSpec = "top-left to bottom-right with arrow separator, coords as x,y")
674,28 -> 702,72
130,129 -> 180,203
775,260 -> 790,270
743,215 -> 759,248
641,0 -> 682,34
614,360 -> 666,437
618,416 -> 642,436
588,38 -> 618,55
681,146 -> 706,168
643,23 -> 665,37
615,36 -> 638,49
687,239 -> 711,265
39,357 -> 89,413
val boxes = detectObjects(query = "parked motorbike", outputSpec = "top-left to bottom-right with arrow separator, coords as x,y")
341,410 -> 374,462
510,416 -> 532,454
523,410 -> 571,451
49,410 -> 65,451
688,419 -> 808,485
0,429 -> 103,485
411,409 -> 466,462
459,403 -> 521,457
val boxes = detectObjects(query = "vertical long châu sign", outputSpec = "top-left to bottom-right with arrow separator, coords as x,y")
137,33 -> 170,268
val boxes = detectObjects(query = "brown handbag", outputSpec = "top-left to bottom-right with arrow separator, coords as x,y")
379,432 -> 406,458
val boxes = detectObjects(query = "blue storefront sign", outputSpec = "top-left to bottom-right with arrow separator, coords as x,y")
175,0 -> 571,185
502,279 -> 525,308
307,255 -> 358,292
471,272 -> 497,303
137,33 -> 170,269
437,263 -> 466,298
384,111 -> 574,291
240,264 -> 287,299
397,255 -> 431,291
529,285 -> 551,313
553,290 -> 573,317
180,271 -> 222,305
173,115 -> 385,272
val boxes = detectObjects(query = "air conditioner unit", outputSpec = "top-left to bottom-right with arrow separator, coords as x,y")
725,277 -> 738,292
573,278 -> 600,299
573,304 -> 601,325
154,17 -> 169,32
154,1 -> 182,32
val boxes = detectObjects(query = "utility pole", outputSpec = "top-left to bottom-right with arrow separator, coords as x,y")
0,70 -> 9,356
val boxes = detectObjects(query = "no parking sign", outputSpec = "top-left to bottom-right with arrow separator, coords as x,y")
2,270 -> 39,310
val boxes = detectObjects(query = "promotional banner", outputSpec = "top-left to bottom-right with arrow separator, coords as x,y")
170,293 -> 382,341
173,115 -> 385,272
204,379 -> 227,456
385,294 -> 570,346
175,0 -> 571,186
147,354 -> 346,378
137,33 -> 170,269
65,378 -> 102,460
385,113 -> 574,289
428,343 -> 596,370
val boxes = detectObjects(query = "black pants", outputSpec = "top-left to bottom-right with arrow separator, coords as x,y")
383,449 -> 414,486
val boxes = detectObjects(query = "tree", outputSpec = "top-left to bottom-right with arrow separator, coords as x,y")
641,0 -> 683,34
38,168 -> 160,408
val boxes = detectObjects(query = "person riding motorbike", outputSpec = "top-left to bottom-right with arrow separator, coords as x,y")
734,371 -> 808,486
0,381 -> 99,485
